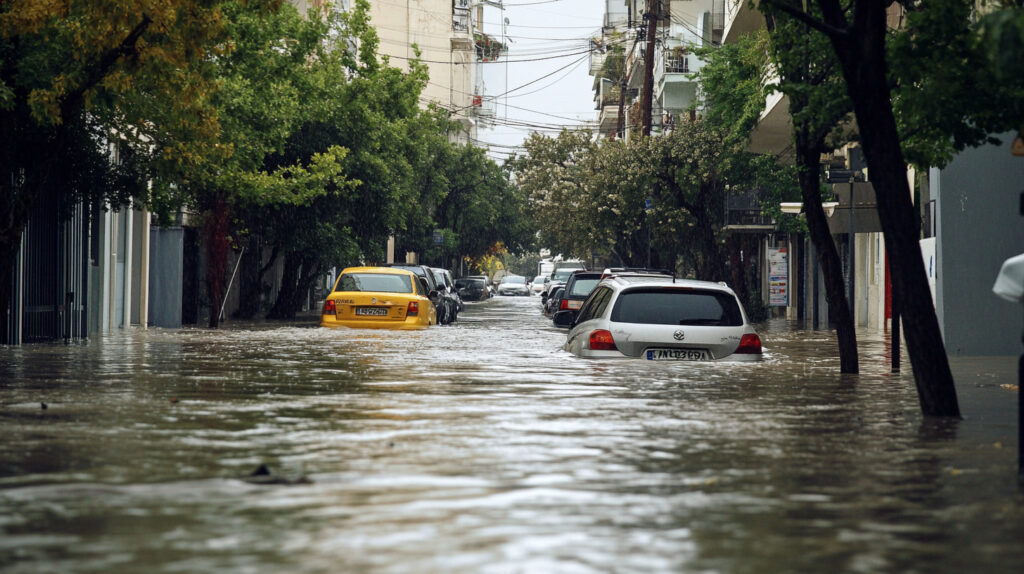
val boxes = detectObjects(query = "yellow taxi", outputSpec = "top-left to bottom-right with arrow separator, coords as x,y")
320,267 -> 437,330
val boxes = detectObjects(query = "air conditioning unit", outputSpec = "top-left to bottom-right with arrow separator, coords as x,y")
455,0 -> 470,9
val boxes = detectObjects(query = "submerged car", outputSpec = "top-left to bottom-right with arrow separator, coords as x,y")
320,267 -> 437,330
497,275 -> 531,296
564,275 -> 762,361
456,277 -> 490,301
550,270 -> 603,327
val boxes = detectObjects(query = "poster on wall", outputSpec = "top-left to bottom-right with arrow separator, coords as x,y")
768,247 -> 788,307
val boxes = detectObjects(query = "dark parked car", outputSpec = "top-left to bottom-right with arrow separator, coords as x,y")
455,277 -> 490,301
383,264 -> 455,324
432,267 -> 464,313
428,267 -> 460,324
551,270 -> 603,328
543,286 -> 565,317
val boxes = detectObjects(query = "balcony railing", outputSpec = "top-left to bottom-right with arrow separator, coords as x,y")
664,53 -> 689,74
453,9 -> 470,33
596,78 -> 621,109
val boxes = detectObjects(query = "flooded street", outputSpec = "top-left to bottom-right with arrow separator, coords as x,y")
1,296 -> 1022,573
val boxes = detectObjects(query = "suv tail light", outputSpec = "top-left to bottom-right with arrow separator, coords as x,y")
589,329 -> 617,351
736,333 -> 762,354
323,299 -> 336,314
407,301 -> 419,316
559,298 -> 570,310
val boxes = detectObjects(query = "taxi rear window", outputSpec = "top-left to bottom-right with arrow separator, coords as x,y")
337,273 -> 413,294
610,288 -> 743,326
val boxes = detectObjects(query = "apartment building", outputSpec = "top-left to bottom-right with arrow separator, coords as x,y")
369,0 -> 479,143
591,1 -> 718,141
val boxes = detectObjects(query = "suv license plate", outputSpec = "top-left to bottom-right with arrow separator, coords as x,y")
355,307 -> 388,316
646,349 -> 709,361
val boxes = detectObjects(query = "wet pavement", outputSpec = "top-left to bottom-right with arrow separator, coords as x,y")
1,296 -> 1022,573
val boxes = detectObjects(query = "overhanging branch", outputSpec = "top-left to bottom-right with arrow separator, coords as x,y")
762,0 -> 849,40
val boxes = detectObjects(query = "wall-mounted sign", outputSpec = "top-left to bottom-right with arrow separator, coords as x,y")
768,247 -> 788,307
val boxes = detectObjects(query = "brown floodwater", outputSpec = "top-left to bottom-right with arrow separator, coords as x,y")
1,295 -> 1022,573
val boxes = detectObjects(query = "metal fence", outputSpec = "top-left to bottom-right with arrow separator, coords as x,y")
5,184 -> 90,344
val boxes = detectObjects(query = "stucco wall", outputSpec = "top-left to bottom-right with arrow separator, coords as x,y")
932,134 -> 1024,355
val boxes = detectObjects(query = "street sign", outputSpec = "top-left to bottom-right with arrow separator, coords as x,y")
432,230 -> 444,246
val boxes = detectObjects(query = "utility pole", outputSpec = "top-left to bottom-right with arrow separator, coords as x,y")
616,73 -> 629,140
640,0 -> 659,137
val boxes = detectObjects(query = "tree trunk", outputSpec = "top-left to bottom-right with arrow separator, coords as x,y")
234,236 -> 263,320
204,196 -> 230,329
825,0 -> 959,416
794,133 -> 859,373
267,252 -> 301,320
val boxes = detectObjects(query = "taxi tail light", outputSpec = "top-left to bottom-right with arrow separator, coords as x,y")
736,333 -> 762,354
323,299 -> 336,314
589,329 -> 617,351
407,301 -> 419,316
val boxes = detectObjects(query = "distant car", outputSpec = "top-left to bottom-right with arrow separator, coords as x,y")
530,276 -> 546,295
320,267 -> 436,330
497,275 -> 530,296
563,275 -> 762,361
550,270 -> 603,327
456,277 -> 490,301
544,286 -> 565,317
466,275 -> 494,298
540,280 -> 564,309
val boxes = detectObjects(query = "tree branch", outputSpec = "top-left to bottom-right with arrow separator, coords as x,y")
762,0 -> 849,40
61,15 -> 153,119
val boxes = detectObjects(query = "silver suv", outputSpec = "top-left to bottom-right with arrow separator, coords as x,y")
564,274 -> 762,361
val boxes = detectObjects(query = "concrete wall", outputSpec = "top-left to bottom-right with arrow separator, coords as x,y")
932,134 -> 1024,355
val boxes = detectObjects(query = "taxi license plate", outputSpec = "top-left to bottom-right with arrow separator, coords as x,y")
355,307 -> 388,316
646,348 -> 709,361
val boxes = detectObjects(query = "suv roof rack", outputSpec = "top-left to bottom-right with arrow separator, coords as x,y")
601,267 -> 674,277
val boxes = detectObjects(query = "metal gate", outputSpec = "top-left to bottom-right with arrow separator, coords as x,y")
4,184 -> 89,344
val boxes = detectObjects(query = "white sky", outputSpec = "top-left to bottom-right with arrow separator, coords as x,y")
475,0 -> 604,163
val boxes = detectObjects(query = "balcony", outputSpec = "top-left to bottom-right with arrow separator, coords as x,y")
470,95 -> 496,119
725,191 -> 776,232
590,50 -> 607,77
625,37 -> 645,92
655,48 -> 698,112
595,78 -> 621,109
721,0 -> 765,45
451,8 -> 473,51
596,78 -> 621,136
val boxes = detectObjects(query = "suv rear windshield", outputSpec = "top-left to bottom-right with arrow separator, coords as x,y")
567,278 -> 601,297
610,288 -> 743,326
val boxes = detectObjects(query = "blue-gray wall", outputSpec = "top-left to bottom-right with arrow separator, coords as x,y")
149,226 -> 183,329
933,134 -> 1024,355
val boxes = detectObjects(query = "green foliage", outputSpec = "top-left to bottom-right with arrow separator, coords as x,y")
595,36 -> 626,84
510,129 -> 600,260
890,0 -> 996,167
515,120 -> 787,281
693,31 -> 771,150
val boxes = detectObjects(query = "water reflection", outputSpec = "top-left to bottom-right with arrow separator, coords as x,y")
1,297 -> 1021,573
